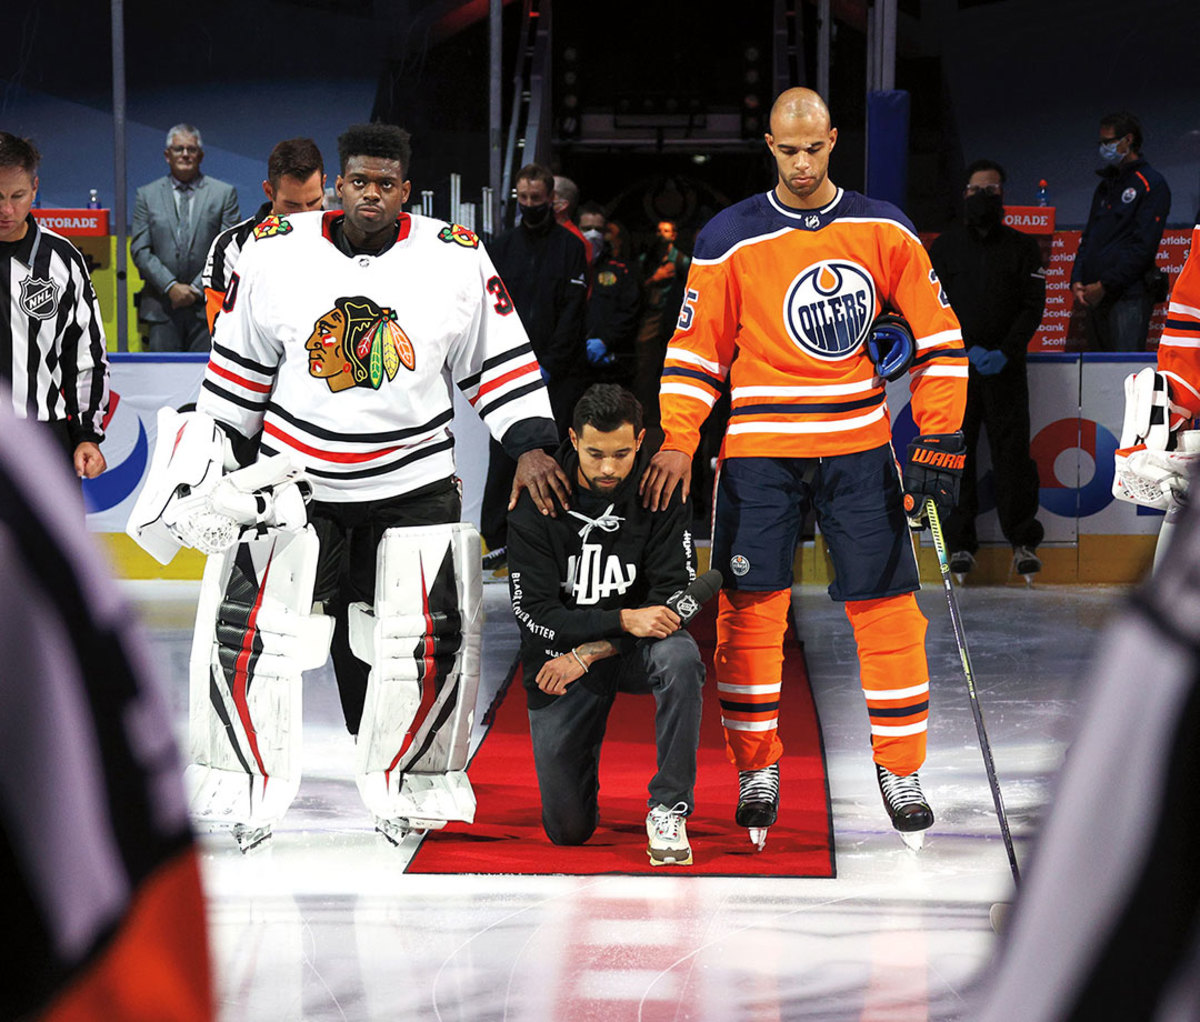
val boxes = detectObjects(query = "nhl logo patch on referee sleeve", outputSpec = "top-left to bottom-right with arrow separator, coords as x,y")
19,276 -> 61,320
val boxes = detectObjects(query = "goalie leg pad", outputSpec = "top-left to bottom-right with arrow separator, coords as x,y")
354,522 -> 483,828
185,525 -> 333,835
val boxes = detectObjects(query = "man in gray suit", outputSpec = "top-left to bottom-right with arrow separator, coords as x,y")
131,123 -> 239,352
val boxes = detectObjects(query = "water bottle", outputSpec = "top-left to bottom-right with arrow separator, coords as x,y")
1036,179 -> 1049,207
87,188 -> 100,209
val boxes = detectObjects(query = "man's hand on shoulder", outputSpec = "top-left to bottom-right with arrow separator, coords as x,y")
620,605 -> 681,639
640,449 -> 691,511
511,448 -> 571,516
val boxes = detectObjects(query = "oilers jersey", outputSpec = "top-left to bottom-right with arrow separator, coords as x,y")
197,210 -> 556,502
660,187 -> 967,459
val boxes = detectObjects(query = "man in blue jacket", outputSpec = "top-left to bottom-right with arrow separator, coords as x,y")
1071,111 -> 1171,352
506,384 -> 705,865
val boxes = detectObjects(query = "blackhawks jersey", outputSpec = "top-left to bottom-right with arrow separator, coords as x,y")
197,210 -> 556,502
1157,222 -> 1200,418
660,187 -> 967,459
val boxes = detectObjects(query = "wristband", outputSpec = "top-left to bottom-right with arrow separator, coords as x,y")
570,648 -> 589,673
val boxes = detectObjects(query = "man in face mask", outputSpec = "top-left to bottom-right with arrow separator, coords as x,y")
928,159 -> 1048,582
1071,111 -> 1172,352
578,202 -> 641,386
481,163 -> 589,569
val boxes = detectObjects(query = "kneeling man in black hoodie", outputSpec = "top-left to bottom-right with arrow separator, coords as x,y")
507,383 -> 705,865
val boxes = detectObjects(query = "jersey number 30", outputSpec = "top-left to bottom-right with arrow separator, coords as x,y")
486,275 -> 514,316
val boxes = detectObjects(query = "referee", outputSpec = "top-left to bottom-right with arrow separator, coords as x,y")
0,132 -> 109,479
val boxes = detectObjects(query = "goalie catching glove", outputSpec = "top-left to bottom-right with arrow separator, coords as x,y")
903,432 -> 966,529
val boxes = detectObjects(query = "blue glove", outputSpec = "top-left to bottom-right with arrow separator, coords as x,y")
967,346 -> 1008,376
585,337 -> 614,366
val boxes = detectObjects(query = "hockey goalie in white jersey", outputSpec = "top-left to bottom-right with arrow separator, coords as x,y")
126,124 -> 566,850
1113,220 -> 1200,568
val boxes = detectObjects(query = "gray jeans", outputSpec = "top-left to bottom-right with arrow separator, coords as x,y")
527,630 -> 705,846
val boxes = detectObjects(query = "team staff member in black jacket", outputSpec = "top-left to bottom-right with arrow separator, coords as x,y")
481,163 -> 588,568
929,159 -> 1046,580
0,132 -> 108,479
507,384 -> 705,866
578,201 -> 641,387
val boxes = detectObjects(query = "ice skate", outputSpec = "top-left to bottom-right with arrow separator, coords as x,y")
231,822 -> 271,853
949,549 -> 974,585
1013,546 -> 1041,586
736,763 -> 779,851
876,763 -> 933,851
374,815 -> 425,847
646,803 -> 693,866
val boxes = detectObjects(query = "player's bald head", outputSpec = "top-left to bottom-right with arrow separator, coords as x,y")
768,88 -> 832,135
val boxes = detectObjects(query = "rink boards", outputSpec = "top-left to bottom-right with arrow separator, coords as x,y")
87,353 -> 1159,584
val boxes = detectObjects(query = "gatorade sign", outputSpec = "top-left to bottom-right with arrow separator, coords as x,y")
32,208 -> 109,236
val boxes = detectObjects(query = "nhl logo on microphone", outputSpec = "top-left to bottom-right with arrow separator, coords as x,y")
20,275 -> 61,321
674,592 -> 700,619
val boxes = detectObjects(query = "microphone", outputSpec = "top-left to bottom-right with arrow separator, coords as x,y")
666,569 -> 724,625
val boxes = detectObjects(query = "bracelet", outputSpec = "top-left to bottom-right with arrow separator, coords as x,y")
570,648 -> 589,673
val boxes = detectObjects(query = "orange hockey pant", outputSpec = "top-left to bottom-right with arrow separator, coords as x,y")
715,589 -> 929,776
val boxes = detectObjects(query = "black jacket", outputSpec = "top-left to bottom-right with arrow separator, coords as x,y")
507,433 -> 696,707
1071,156 -> 1171,298
489,221 -> 589,380
928,222 -> 1046,360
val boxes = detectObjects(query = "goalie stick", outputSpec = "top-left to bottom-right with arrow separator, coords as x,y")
925,498 -> 1021,885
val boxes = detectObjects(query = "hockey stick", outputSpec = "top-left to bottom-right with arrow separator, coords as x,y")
924,498 -> 1021,885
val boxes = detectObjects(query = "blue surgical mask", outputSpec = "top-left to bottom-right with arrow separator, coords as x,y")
1098,140 -> 1123,166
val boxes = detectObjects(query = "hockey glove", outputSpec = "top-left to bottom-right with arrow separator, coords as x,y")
903,432 -> 966,529
866,313 -> 916,382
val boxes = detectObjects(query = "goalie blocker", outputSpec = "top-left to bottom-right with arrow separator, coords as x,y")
125,409 -> 483,848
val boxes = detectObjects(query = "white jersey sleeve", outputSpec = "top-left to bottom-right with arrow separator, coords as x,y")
196,239 -> 283,441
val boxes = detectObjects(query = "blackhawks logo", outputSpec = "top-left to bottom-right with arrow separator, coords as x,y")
253,215 -> 292,240
437,224 -> 480,249
306,296 -> 416,393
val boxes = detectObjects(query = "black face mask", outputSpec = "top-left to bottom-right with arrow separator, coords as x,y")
964,192 -> 1004,230
519,201 -> 553,231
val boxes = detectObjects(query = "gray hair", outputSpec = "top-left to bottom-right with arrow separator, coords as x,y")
553,175 -> 580,210
165,123 -> 203,149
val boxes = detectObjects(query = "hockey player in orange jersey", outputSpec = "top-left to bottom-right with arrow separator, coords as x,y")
641,87 -> 968,850
1112,219 -> 1200,568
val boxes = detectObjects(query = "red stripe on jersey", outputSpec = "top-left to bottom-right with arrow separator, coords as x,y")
264,422 -> 400,463
470,359 -> 540,405
208,361 -> 272,394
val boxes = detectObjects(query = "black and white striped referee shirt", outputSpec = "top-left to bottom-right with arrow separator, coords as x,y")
0,214 -> 109,443
202,201 -> 271,333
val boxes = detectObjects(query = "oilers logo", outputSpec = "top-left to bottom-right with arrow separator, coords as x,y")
783,260 -> 876,360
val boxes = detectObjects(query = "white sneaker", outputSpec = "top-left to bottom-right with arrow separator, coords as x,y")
646,802 -> 692,866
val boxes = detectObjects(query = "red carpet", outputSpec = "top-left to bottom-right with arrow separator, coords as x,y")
409,608 -> 834,877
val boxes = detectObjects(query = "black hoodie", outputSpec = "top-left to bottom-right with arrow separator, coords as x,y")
506,432 -> 696,707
